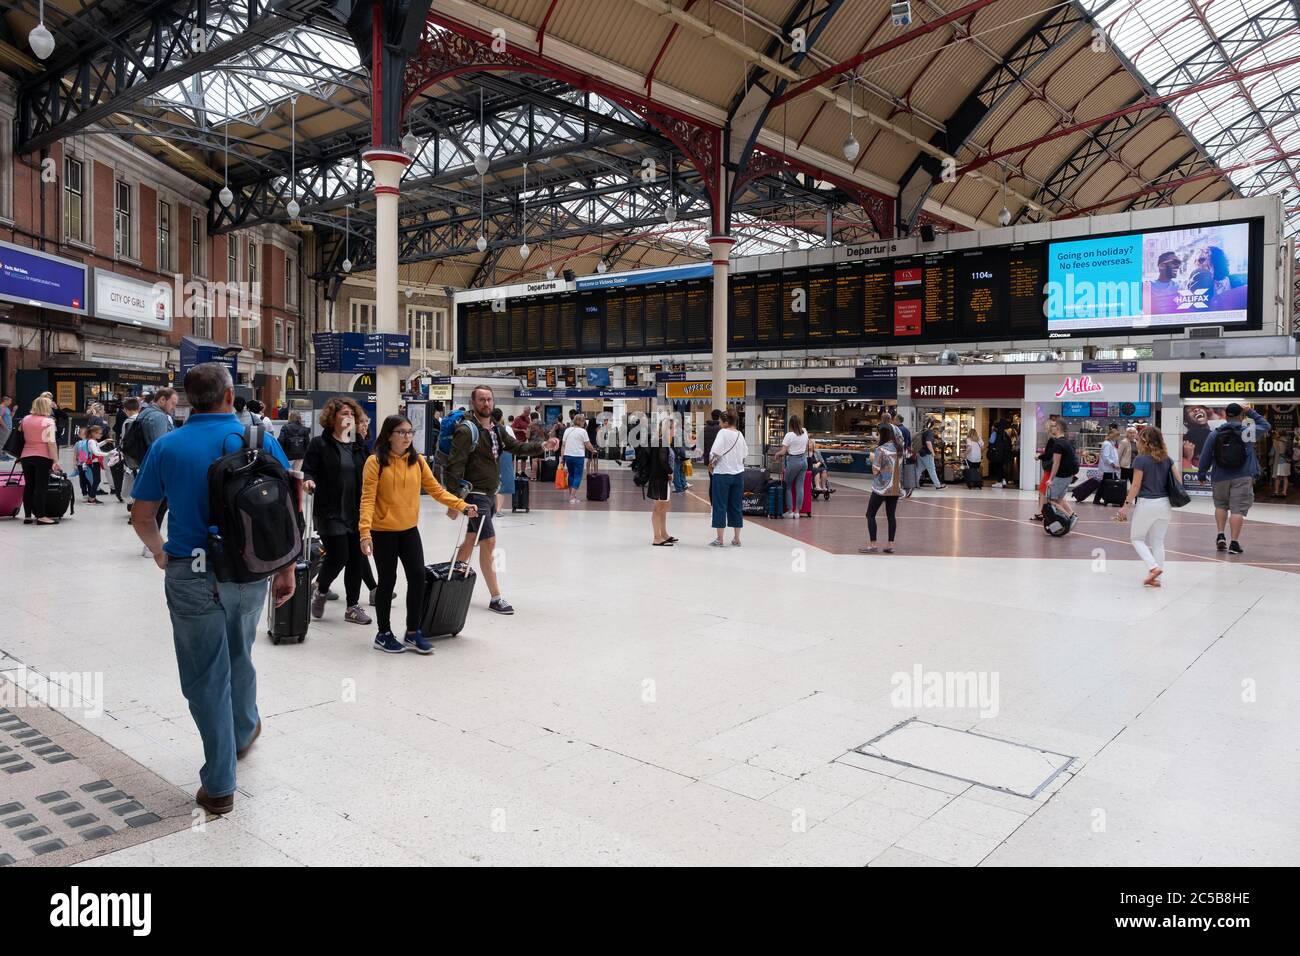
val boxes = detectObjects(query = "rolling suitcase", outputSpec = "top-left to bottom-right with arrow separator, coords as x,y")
586,471 -> 610,502
267,491 -> 317,645
46,473 -> 75,519
537,457 -> 557,483
1101,477 -> 1127,506
800,470 -> 813,515
420,489 -> 490,639
965,462 -> 982,489
512,474 -> 531,513
1071,476 -> 1099,502
765,479 -> 784,518
1,465 -> 23,518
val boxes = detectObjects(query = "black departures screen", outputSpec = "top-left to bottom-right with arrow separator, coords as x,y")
455,226 -> 1256,362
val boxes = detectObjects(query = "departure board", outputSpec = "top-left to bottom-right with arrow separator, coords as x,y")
730,274 -> 756,346
509,300 -> 525,355
1007,245 -> 1045,335
493,302 -> 510,353
755,271 -> 781,346
781,268 -> 806,346
806,265 -> 835,343
833,262 -> 863,339
684,278 -> 709,344
862,260 -> 890,340
579,294 -> 603,352
605,289 -> 625,350
623,288 -> 644,350
558,293 -> 578,352
526,300 -> 542,353
464,302 -> 480,358
541,299 -> 559,352
664,282 -> 685,345
957,249 -> 1002,338
456,237 -> 1075,363
893,263 -> 923,337
922,254 -> 957,337
644,288 -> 665,349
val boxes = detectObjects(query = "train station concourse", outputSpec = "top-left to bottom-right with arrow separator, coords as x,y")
0,0 -> 1298,904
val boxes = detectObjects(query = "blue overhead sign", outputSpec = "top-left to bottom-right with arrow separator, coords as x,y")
365,332 -> 411,366
575,263 -> 711,291
0,240 -> 87,314
314,332 -> 376,373
514,388 -> 658,399
1082,361 -> 1138,374
180,337 -> 238,378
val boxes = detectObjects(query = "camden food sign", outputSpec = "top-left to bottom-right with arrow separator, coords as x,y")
1179,371 -> 1298,400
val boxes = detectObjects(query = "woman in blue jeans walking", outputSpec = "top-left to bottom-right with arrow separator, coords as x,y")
708,410 -> 749,547
772,414 -> 810,519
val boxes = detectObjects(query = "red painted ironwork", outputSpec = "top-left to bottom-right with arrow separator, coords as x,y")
732,145 -> 895,238
536,0 -> 560,56
403,12 -> 724,232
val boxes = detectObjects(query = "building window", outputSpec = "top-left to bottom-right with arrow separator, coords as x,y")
191,214 -> 204,276
434,308 -> 447,351
286,322 -> 295,357
0,118 -> 12,222
285,254 -> 296,308
247,312 -> 260,350
408,306 -> 434,352
115,181 -> 132,258
274,319 -> 283,353
158,200 -> 172,273
227,239 -> 237,284
350,300 -> 376,334
63,157 -> 84,242
192,300 -> 210,339
248,240 -> 257,289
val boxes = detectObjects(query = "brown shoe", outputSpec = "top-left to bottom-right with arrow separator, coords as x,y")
236,720 -> 262,759
196,787 -> 234,815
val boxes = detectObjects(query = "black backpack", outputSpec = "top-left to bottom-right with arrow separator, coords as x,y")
119,416 -> 149,469
1213,427 -> 1248,470
205,426 -> 302,583
631,447 -> 650,487
279,427 -> 309,461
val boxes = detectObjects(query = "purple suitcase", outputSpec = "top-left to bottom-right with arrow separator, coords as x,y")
1071,476 -> 1100,502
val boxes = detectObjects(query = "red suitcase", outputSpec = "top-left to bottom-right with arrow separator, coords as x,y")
1,465 -> 24,518
800,470 -> 813,515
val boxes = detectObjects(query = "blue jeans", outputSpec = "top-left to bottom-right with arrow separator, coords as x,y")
919,454 -> 942,488
673,452 -> 687,492
563,454 -> 585,490
710,471 -> 743,528
163,560 -> 267,798
78,462 -> 101,497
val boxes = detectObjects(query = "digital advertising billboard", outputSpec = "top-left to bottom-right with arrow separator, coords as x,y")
1045,219 -> 1261,336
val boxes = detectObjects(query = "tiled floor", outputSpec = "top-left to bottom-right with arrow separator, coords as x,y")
2,463 -> 1298,866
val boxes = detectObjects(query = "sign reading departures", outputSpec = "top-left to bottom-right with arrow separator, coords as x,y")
457,218 -> 1265,363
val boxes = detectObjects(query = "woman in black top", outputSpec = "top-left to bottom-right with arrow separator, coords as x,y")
646,418 -> 675,546
303,397 -> 373,625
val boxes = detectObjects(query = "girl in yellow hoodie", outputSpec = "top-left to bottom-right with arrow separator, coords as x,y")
360,415 -> 476,654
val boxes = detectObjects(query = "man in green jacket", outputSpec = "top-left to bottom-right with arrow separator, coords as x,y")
445,384 -> 557,614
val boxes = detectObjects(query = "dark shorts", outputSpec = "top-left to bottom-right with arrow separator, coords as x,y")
465,492 -> 497,542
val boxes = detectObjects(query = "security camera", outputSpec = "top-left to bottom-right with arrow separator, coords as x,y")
891,2 -> 911,27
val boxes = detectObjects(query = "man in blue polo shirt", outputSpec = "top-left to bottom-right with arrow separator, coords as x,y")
132,362 -> 295,816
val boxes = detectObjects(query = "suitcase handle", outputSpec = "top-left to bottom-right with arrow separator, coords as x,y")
447,480 -> 495,578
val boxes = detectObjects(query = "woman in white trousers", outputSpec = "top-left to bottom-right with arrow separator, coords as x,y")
1118,426 -> 1174,587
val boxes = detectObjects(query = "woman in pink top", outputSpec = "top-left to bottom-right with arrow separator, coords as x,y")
19,395 -> 63,524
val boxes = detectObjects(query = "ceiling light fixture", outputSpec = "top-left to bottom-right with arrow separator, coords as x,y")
29,0 -> 54,60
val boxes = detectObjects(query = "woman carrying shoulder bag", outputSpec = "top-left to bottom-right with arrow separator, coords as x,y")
707,409 -> 748,547
860,423 -> 902,554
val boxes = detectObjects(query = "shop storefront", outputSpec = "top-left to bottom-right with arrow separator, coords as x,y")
664,379 -> 747,433
1178,369 -> 1300,500
909,374 -> 1024,485
1023,366 -> 1164,488
41,361 -> 173,416
756,370 -> 898,473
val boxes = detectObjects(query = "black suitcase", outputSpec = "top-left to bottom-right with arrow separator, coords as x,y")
46,473 -> 75,519
1101,477 -> 1127,506
537,457 -> 557,483
586,471 -> 610,501
512,474 -> 531,513
965,463 -> 982,489
1071,476 -> 1099,502
420,496 -> 489,639
267,490 -> 317,645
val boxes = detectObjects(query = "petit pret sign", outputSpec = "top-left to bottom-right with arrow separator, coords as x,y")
1180,371 -> 1299,399
909,375 -> 1024,400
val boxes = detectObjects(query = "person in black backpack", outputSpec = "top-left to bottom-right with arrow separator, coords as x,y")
278,411 -> 312,469
1197,402 -> 1270,554
130,362 -> 296,817
1042,418 -> 1079,531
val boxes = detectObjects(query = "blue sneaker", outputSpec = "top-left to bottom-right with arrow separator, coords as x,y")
403,629 -> 434,655
373,631 -> 405,654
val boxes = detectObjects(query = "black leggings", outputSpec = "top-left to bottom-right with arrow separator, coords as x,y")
318,531 -> 365,606
372,528 -> 425,634
866,491 -> 898,543
20,457 -> 52,519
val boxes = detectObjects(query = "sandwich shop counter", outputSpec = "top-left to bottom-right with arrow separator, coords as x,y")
756,371 -> 899,473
